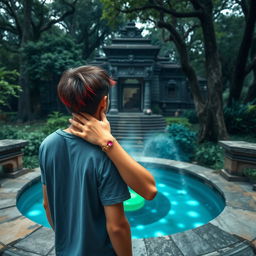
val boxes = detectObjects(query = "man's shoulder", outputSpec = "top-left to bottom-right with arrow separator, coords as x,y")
40,130 -> 61,151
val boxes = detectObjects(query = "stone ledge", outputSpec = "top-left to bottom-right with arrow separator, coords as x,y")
0,160 -> 255,256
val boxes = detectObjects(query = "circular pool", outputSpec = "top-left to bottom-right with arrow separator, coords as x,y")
17,163 -> 225,239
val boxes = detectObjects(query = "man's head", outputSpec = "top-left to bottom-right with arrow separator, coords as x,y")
58,65 -> 115,118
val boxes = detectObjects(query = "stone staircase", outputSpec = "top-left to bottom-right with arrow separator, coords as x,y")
107,113 -> 166,154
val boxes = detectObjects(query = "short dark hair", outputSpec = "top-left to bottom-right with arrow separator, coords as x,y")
58,65 -> 115,115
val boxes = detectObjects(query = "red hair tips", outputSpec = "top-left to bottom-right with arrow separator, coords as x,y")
109,79 -> 117,86
60,97 -> 71,108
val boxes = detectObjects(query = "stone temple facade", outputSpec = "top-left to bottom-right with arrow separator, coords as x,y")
91,22 -> 206,116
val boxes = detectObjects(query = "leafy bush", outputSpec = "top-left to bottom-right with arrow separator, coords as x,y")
43,111 -> 70,134
195,142 -> 224,169
183,109 -> 198,124
224,101 -> 256,135
0,68 -> 21,110
0,125 -> 46,156
0,112 -> 18,122
165,117 -> 191,128
143,133 -> 188,161
243,168 -> 256,181
165,124 -> 197,160
23,155 -> 39,169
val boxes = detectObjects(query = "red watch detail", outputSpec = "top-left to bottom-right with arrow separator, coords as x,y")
101,139 -> 115,152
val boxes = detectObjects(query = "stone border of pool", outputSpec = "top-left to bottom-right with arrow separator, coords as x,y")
0,157 -> 255,256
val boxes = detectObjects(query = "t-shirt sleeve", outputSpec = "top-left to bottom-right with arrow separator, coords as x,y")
97,156 -> 130,206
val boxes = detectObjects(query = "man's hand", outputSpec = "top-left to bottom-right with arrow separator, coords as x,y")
69,110 -> 114,147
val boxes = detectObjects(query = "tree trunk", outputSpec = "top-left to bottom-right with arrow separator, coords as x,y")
245,68 -> 256,103
158,17 -> 227,142
228,0 -> 256,105
17,0 -> 33,122
199,1 -> 228,142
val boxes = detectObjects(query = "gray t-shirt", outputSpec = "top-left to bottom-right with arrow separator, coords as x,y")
39,129 -> 130,256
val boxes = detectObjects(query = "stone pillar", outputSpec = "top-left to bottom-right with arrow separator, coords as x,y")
109,83 -> 119,114
143,67 -> 153,114
143,79 -> 151,113
109,66 -> 119,114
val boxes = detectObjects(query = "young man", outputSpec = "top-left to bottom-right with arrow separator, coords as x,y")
40,65 -> 157,256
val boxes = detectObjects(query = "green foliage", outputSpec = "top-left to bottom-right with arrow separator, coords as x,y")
215,13 -> 244,89
165,124 -> 196,160
243,168 -> 256,181
22,34 -> 84,84
195,142 -> 224,169
182,109 -> 199,124
0,124 -> 46,156
23,155 -> 39,169
0,68 -> 21,110
43,111 -> 69,134
57,0 -> 117,60
224,101 -> 256,135
165,117 -> 191,128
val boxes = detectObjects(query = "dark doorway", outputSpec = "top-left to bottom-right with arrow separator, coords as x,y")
120,78 -> 142,112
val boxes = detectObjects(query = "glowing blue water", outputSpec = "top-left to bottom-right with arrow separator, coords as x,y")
17,167 -> 225,239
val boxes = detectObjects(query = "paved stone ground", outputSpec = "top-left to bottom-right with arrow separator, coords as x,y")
0,158 -> 255,256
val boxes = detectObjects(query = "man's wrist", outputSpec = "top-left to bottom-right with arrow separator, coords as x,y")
100,135 -> 116,152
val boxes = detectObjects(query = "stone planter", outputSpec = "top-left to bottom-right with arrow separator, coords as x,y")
219,140 -> 256,181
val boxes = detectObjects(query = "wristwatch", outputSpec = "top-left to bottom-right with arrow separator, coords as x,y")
101,139 -> 116,152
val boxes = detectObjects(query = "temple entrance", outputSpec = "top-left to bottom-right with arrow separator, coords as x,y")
120,78 -> 143,112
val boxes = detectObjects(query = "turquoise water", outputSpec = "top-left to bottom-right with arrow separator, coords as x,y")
17,167 -> 225,239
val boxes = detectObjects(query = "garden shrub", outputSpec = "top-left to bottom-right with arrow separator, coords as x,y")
182,109 -> 198,124
243,168 -> 256,181
43,111 -> 70,134
195,142 -> 224,169
23,155 -> 39,169
0,124 -> 20,140
0,125 -> 46,156
143,133 -> 187,161
165,117 -> 191,128
165,124 -> 197,160
224,101 -> 256,135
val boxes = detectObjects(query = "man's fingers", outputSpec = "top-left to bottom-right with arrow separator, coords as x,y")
69,128 -> 83,137
72,113 -> 88,124
80,112 -> 95,121
69,118 -> 85,130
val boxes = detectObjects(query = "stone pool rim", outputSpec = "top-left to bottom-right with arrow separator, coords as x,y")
1,156 -> 255,255
16,156 -> 226,235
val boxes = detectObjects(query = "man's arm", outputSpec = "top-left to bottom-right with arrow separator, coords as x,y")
104,203 -> 132,256
69,112 -> 157,200
42,185 -> 54,230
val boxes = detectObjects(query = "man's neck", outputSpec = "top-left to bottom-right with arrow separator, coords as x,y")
64,112 -> 100,134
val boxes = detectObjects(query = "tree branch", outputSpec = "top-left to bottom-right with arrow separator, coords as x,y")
118,3 -> 202,18
0,20 -> 17,34
189,0 -> 203,10
39,0 -> 77,33
183,24 -> 199,40
213,0 -> 229,20
5,0 -> 22,37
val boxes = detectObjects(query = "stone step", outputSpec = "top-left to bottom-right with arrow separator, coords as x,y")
107,113 -> 166,146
